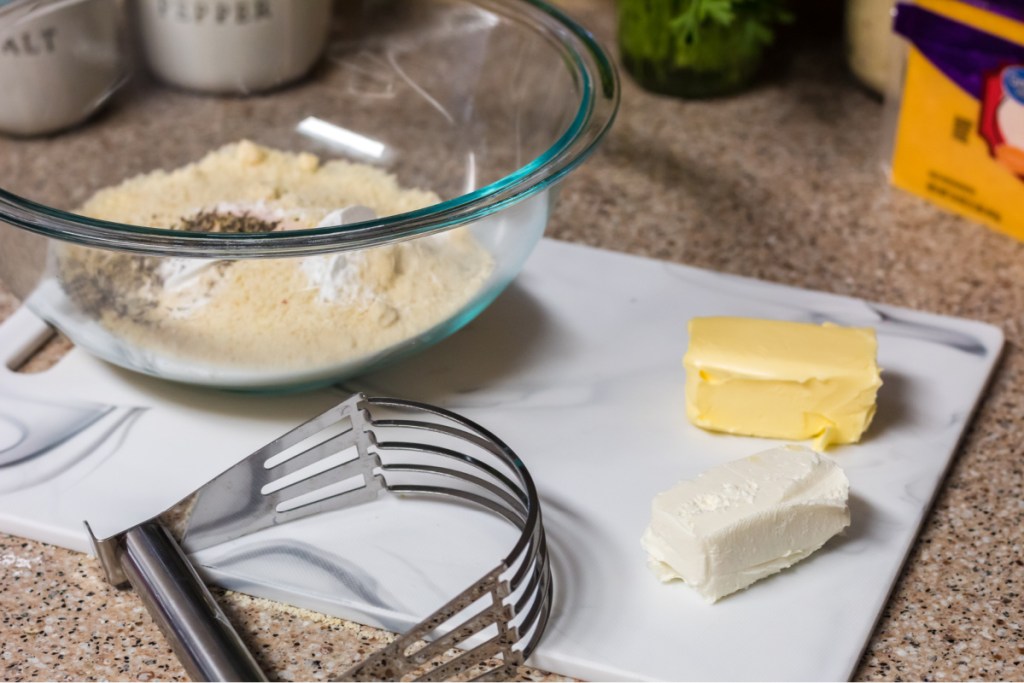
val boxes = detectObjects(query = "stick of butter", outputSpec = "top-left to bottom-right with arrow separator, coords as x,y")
684,317 -> 882,449
641,445 -> 850,603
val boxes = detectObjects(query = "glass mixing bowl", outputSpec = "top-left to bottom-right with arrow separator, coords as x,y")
0,0 -> 618,391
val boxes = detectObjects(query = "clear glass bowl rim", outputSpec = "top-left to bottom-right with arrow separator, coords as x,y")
0,0 -> 620,258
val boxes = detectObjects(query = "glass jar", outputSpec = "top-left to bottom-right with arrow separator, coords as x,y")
617,0 -> 790,98
845,0 -> 897,97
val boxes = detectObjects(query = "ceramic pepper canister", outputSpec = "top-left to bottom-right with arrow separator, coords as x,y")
135,0 -> 333,95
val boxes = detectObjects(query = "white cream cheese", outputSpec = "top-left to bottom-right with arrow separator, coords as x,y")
641,445 -> 850,603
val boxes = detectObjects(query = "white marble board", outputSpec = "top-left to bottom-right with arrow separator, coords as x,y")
0,238 -> 1004,681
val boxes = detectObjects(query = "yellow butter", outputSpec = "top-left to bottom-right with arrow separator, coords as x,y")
683,318 -> 882,449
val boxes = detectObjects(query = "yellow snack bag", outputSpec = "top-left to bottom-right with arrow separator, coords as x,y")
890,0 -> 1024,239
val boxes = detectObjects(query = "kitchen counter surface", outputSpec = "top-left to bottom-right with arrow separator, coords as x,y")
2,1 -> 1023,680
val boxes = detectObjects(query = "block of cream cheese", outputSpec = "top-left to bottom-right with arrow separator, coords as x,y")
684,317 -> 882,449
641,445 -> 850,602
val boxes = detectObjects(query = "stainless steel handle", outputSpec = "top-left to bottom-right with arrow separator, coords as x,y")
118,522 -> 267,682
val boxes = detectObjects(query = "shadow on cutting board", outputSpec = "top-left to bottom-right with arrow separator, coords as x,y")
348,283 -> 557,406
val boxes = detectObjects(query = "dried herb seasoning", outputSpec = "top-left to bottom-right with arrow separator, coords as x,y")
59,249 -> 161,322
59,209 -> 276,325
177,210 -> 280,234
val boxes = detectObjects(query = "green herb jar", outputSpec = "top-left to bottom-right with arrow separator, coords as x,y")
617,0 -> 791,98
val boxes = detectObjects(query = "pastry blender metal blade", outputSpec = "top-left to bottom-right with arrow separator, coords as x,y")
86,392 -> 551,682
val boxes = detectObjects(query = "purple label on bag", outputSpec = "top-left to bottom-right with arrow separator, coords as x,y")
959,0 -> 1024,23
895,2 -> 1024,99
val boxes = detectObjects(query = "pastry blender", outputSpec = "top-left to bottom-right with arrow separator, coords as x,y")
87,393 -> 551,681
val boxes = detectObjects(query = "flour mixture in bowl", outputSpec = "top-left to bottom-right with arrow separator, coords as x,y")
49,141 -> 495,388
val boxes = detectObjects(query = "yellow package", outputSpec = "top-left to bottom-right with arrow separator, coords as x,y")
890,0 -> 1024,239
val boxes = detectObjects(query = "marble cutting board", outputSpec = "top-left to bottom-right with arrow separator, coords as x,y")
0,238 -> 1004,681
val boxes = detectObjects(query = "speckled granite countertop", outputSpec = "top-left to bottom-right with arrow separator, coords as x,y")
2,1 -> 1023,680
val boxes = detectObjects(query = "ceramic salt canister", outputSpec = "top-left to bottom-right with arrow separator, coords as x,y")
0,0 -> 125,137
135,0 -> 333,94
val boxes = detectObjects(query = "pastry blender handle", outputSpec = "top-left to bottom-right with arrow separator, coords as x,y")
87,520 -> 267,682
